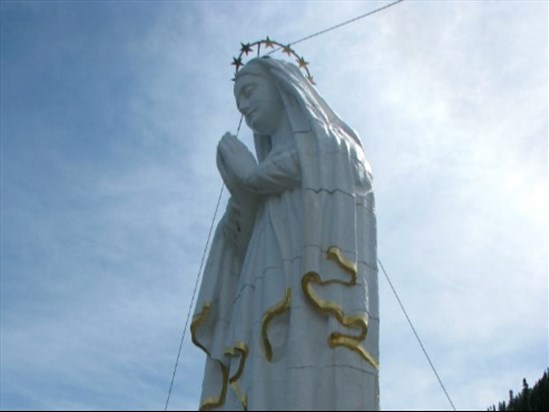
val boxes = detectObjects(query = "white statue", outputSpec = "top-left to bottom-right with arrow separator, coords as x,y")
192,56 -> 379,411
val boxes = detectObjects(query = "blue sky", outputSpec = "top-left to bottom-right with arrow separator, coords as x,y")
1,1 -> 547,410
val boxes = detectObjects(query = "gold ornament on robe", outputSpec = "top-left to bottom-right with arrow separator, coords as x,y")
301,246 -> 379,369
261,288 -> 292,362
191,303 -> 230,411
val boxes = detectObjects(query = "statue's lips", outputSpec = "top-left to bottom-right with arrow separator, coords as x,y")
245,109 -> 257,123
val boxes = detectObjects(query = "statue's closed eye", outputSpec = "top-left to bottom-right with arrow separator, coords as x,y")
242,84 -> 256,98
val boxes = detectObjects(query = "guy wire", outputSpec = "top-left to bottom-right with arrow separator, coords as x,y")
290,0 -> 404,47
378,259 -> 457,411
164,183 -> 224,411
267,0 -> 405,55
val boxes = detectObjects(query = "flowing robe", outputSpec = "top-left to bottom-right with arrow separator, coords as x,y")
192,59 -> 379,411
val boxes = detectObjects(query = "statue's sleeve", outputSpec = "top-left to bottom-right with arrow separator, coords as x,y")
221,197 -> 257,258
245,149 -> 300,194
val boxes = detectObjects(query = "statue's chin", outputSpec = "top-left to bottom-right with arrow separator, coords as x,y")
246,107 -> 283,136
249,122 -> 274,136
246,113 -> 279,136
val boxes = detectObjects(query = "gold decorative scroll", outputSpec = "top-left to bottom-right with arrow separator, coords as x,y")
191,302 -> 230,411
301,271 -> 366,343
261,288 -> 292,362
199,363 -> 229,411
326,246 -> 357,280
225,342 -> 249,410
301,246 -> 379,369
191,302 -> 212,356
330,333 -> 378,369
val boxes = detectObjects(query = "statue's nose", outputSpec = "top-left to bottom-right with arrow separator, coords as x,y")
238,98 -> 251,114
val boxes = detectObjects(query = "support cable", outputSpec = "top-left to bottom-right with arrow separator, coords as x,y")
164,184 -> 224,411
289,0 -> 405,47
266,0 -> 405,55
378,258 -> 457,411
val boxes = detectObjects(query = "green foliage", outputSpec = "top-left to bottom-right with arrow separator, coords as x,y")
488,369 -> 549,411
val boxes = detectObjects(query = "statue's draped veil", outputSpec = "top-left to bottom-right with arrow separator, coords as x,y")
243,57 -> 369,167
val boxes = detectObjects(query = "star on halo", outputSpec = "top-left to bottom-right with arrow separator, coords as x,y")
296,56 -> 309,69
231,56 -> 243,70
264,36 -> 275,49
240,42 -> 253,55
282,44 -> 293,56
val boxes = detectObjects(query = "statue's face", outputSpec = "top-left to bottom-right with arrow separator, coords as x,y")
234,71 -> 284,135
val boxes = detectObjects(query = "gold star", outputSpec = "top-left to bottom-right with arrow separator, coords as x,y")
264,36 -> 275,49
240,42 -> 253,55
231,56 -> 243,70
297,56 -> 309,69
282,44 -> 293,56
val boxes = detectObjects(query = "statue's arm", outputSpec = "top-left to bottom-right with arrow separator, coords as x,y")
219,149 -> 300,256
243,150 -> 300,195
217,133 -> 300,196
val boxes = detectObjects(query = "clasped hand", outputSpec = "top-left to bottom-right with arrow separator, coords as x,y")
217,132 -> 257,194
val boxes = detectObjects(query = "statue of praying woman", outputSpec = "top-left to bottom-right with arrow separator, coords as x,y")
191,56 -> 379,411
